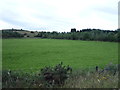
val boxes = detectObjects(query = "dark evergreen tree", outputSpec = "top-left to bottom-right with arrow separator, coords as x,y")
71,28 -> 76,32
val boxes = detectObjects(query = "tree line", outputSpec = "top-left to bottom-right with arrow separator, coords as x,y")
2,28 -> 120,42
2,30 -> 24,38
35,28 -> 120,42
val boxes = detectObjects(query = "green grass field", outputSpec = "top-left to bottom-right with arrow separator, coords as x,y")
2,39 -> 118,72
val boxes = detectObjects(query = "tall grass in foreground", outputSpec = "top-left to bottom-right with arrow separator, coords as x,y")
63,70 -> 118,88
63,63 -> 119,88
2,63 -> 119,88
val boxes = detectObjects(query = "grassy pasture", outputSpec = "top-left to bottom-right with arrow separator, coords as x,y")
2,39 -> 118,72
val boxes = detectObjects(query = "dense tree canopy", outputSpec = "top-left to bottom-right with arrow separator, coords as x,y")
35,28 -> 119,42
2,28 -> 120,42
2,30 -> 24,38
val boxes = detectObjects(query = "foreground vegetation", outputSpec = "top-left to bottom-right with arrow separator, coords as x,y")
2,62 -> 119,88
3,39 -> 118,72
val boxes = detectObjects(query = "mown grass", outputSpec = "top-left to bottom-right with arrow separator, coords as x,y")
3,38 -> 118,72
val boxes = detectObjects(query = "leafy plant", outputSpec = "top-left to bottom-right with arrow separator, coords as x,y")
39,62 -> 72,87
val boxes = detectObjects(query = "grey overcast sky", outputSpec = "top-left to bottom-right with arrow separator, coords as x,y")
0,0 -> 119,32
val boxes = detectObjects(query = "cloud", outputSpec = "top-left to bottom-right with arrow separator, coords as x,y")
0,0 -> 119,31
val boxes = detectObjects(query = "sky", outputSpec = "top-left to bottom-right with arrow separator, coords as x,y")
0,0 -> 119,32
